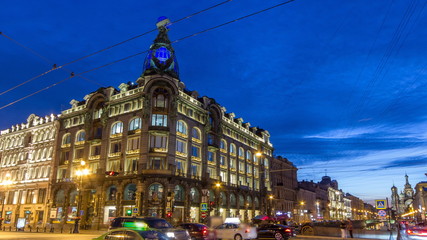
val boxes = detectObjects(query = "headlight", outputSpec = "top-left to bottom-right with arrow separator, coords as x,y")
166,232 -> 175,238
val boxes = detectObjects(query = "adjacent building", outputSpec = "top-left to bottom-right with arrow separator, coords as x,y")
0,114 -> 58,228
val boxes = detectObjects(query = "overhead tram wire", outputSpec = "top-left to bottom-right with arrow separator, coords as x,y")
0,0 -> 298,111
321,0 -> 420,171
0,32 -> 104,91
0,0 -> 233,96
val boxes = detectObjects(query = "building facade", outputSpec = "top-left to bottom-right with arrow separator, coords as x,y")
0,114 -> 58,228
49,20 -> 273,229
270,156 -> 297,220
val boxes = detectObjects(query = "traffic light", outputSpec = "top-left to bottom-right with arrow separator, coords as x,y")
105,171 -> 120,176
126,209 -> 132,216
166,211 -> 172,218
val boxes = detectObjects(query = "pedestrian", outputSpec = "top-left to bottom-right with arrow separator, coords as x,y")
339,220 -> 347,239
346,218 -> 353,238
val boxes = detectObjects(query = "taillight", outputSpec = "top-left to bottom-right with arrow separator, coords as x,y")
245,228 -> 250,233
407,229 -> 413,234
285,228 -> 291,233
202,227 -> 207,236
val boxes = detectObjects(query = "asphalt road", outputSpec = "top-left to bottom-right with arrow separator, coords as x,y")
0,232 -> 100,240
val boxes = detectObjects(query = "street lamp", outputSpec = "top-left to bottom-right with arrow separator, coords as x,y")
214,183 -> 221,216
0,173 -> 12,229
73,161 -> 89,233
300,201 -> 305,223
268,195 -> 274,217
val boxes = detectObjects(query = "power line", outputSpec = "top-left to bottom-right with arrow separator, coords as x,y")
0,32 -> 104,92
0,0 -> 298,110
0,0 -> 233,96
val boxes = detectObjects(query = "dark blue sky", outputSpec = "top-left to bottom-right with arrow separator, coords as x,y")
1,0 -> 426,203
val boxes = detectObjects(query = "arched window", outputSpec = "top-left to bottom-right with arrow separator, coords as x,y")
220,192 -> 227,207
62,133 -> 71,145
176,121 -> 187,136
220,140 -> 227,151
239,195 -> 244,208
148,183 -> 164,201
192,128 -> 201,140
124,184 -> 137,200
129,118 -> 142,131
174,185 -> 185,202
48,147 -> 53,158
254,197 -> 260,208
42,148 -> 47,159
190,188 -> 200,203
247,196 -> 252,208
76,131 -> 86,142
230,193 -> 237,208
230,144 -> 236,155
55,190 -> 65,204
246,151 -> 252,161
107,185 -> 117,201
238,147 -> 244,158
111,122 -> 123,135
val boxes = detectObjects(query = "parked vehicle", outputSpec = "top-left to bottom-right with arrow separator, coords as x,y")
213,223 -> 257,240
109,217 -> 190,240
92,228 -> 169,240
179,223 -> 209,240
257,223 -> 294,240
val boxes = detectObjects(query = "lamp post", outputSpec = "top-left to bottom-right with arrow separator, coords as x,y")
267,195 -> 274,217
0,173 -> 12,230
300,201 -> 305,223
73,161 -> 89,233
215,183 -> 221,216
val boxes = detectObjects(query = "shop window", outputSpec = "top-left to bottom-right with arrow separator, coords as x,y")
107,185 -> 117,201
174,185 -> 185,202
148,183 -> 164,201
124,184 -> 137,200
190,188 -> 200,203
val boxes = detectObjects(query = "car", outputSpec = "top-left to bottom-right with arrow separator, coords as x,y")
109,217 -> 190,240
256,223 -> 294,240
92,228 -> 169,240
213,223 -> 257,240
178,223 -> 209,240
404,225 -> 427,240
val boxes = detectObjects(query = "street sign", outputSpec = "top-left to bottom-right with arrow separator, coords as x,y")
378,210 -> 387,217
375,200 -> 387,209
201,212 -> 207,219
200,203 -> 208,211
133,208 -> 138,214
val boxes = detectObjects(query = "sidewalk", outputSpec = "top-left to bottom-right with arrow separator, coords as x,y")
296,234 -> 393,240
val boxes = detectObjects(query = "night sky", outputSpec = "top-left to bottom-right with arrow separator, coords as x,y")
1,0 -> 427,204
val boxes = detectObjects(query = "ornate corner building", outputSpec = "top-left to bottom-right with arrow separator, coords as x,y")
0,19 -> 274,229
0,114 -> 59,228
391,174 -> 415,217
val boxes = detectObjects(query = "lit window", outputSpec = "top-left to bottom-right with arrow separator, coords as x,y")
176,121 -> 187,135
176,140 -> 187,154
192,128 -> 201,140
129,118 -> 142,131
192,146 -> 200,158
62,134 -> 71,145
208,151 -> 215,162
111,122 -> 123,135
151,114 -> 168,127
76,131 -> 85,142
